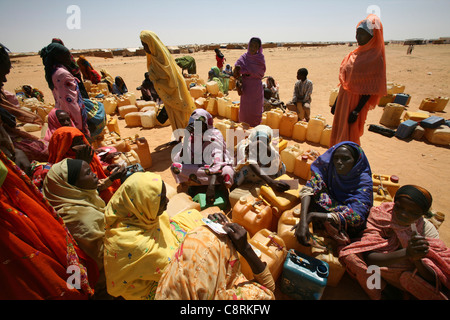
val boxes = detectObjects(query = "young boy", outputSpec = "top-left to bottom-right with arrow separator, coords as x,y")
287,68 -> 313,121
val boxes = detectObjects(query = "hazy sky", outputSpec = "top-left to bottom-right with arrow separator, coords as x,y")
1,0 -> 449,53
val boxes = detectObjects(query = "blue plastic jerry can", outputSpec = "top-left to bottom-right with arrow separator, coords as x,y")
395,120 -> 418,139
280,250 -> 329,300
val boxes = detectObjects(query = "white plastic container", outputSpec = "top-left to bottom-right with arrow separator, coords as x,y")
141,110 -> 157,128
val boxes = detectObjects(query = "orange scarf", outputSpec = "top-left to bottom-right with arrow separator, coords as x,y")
339,14 -> 387,106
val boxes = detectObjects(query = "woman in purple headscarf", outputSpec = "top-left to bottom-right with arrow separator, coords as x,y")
234,37 -> 266,127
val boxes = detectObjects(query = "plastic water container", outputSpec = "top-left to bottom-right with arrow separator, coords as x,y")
393,93 -> 411,106
216,119 -> 234,142
378,94 -> 395,106
294,155 -> 312,181
206,81 -> 220,95
271,136 -> 287,153
135,100 -> 157,110
266,108 -> 284,130
239,229 -> 287,282
103,97 -> 118,115
420,116 -> 445,129
310,237 -> 346,287
192,190 -> 227,211
194,97 -> 207,109
320,125 -> 332,148
435,97 -> 449,112
261,112 -> 267,125
280,250 -> 329,300
259,174 -> 302,229
419,98 -> 439,112
277,206 -> 314,256
280,144 -> 303,173
107,116 -> 120,135
206,97 -> 218,116
217,97 -> 232,118
101,133 -> 130,153
386,82 -> 405,94
166,193 -> 201,219
140,110 -> 157,129
329,88 -> 339,107
127,136 -> 152,169
22,123 -> 41,132
124,92 -> 136,106
395,120 -> 418,139
372,174 -> 400,198
292,121 -> 308,142
228,183 -> 261,209
124,112 -> 143,127
379,103 -> 405,127
231,103 -> 240,122
403,111 -> 430,122
118,105 -> 138,118
97,82 -> 109,92
424,126 -> 450,145
306,115 -> 326,143
279,111 -> 298,138
231,195 -> 273,237
190,85 -> 206,99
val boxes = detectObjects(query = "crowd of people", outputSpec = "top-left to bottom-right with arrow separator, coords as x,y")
0,13 -> 449,301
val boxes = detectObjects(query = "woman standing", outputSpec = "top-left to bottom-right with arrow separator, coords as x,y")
140,30 -> 195,133
330,14 -> 386,146
40,43 -> 90,138
234,37 -> 266,127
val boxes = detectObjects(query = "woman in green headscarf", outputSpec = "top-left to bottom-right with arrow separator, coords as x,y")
175,55 -> 197,75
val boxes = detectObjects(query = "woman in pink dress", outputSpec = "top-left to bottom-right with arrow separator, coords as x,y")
234,37 -> 266,127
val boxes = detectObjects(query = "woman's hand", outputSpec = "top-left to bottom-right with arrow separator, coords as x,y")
108,165 -> 127,181
223,222 -> 250,255
406,232 -> 430,260
292,220 -> 311,247
269,180 -> 290,192
207,212 -> 229,225
13,149 -> 31,176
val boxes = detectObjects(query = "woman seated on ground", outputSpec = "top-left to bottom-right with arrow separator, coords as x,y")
112,76 -> 128,96
0,151 -> 98,299
21,84 -> 45,102
46,126 -> 125,203
231,125 -> 289,205
44,108 -> 74,141
263,76 -> 280,100
340,185 -> 450,300
42,158 -> 108,296
171,109 -> 235,206
293,141 -> 373,250
103,171 -> 205,300
136,72 -> 160,102
155,212 -> 275,300
77,55 -> 101,84
100,69 -> 114,92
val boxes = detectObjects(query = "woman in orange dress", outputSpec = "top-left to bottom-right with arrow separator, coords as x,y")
330,14 -> 387,146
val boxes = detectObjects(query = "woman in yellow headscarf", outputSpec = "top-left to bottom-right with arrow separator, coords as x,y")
139,30 -> 195,133
103,171 -> 204,300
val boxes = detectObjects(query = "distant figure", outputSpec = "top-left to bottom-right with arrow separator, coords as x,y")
234,37 -> 266,127
77,55 -> 101,84
100,68 -> 114,92
287,68 -> 313,122
112,76 -> 128,96
136,72 -> 160,102
140,30 -> 195,133
223,64 -> 233,76
330,14 -> 387,146
214,48 -> 226,70
21,85 -> 45,102
407,44 -> 414,55
175,55 -> 197,75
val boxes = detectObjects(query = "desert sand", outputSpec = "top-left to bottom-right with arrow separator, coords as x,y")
5,43 -> 450,299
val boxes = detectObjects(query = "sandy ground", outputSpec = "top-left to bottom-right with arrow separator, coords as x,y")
5,43 -> 450,299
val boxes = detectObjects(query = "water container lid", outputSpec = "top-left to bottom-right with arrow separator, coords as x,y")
302,155 -> 309,161
390,175 -> 399,183
239,196 -> 248,204
316,264 -> 329,278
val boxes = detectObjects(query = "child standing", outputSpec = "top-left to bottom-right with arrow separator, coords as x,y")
287,68 -> 313,122
215,48 -> 226,71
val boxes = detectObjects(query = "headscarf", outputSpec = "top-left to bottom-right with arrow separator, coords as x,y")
174,56 -> 197,74
235,37 -> 266,78
77,56 -> 101,84
100,69 -> 114,91
139,30 -> 195,123
40,43 -> 72,90
103,172 -> 204,300
47,127 -> 120,203
44,108 -> 75,142
155,225 -> 275,300
306,141 -> 373,233
339,14 -> 386,108
42,158 -> 106,268
112,76 -> 128,95
0,151 -> 97,299
394,185 -> 433,213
